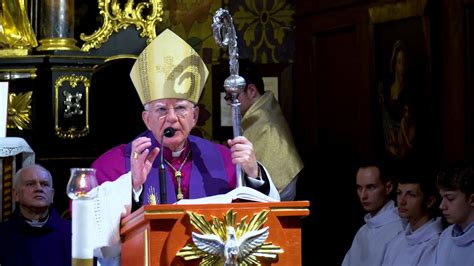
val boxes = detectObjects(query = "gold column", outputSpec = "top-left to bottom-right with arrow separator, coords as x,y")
36,0 -> 79,51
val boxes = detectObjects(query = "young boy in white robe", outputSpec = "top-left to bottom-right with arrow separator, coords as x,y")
435,162 -> 474,266
383,174 -> 443,265
342,162 -> 404,266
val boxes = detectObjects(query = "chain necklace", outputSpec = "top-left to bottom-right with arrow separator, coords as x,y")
164,149 -> 191,200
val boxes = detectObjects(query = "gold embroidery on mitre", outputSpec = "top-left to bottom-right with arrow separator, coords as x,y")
130,29 -> 208,104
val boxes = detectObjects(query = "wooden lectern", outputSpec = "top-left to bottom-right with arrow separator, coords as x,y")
120,201 -> 310,265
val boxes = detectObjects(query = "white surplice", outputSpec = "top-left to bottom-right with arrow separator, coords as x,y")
342,200 -> 404,266
383,217 -> 443,265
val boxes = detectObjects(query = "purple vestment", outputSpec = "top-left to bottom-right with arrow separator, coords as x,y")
92,131 -> 237,204
0,208 -> 72,266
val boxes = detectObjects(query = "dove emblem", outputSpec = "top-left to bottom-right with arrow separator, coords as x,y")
192,226 -> 269,266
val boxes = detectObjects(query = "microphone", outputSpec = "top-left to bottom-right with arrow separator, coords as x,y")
159,127 -> 175,204
163,127 -> 176,138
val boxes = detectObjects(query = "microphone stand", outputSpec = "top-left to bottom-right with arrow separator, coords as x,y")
158,127 -> 175,204
158,135 -> 167,204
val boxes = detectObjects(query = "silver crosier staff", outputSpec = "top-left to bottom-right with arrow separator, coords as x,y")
212,8 -> 246,187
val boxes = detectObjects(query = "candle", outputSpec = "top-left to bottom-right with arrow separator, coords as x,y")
67,168 -> 98,266
72,199 -> 94,266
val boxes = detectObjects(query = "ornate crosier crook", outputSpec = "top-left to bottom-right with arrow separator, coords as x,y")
212,9 -> 246,187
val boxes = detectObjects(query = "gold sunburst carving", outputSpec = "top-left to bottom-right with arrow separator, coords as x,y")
7,91 -> 32,130
177,209 -> 283,265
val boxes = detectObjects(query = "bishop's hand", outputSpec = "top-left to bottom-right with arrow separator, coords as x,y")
227,136 -> 259,179
130,136 -> 160,190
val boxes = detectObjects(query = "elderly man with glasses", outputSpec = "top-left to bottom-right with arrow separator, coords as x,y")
92,29 -> 280,209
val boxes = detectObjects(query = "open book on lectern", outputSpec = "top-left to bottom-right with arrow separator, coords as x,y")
176,186 -> 278,204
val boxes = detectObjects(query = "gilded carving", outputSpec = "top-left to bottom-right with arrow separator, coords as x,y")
7,91 -> 32,130
80,0 -> 164,52
369,0 -> 427,23
177,209 -> 283,265
55,74 -> 90,139
0,0 -> 37,56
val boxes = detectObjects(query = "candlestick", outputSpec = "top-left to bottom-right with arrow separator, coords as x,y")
67,168 -> 98,266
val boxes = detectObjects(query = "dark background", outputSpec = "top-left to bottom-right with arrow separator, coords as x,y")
3,0 -> 474,265
294,0 -> 473,264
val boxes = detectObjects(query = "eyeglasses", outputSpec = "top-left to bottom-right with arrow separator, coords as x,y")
148,104 -> 195,118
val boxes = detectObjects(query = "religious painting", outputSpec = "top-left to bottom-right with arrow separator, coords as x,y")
369,0 -> 437,164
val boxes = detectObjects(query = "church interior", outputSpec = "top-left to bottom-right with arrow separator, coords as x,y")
1,0 -> 473,265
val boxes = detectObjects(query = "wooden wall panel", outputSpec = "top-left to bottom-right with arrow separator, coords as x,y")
295,0 -> 473,264
294,6 -> 371,265
465,4 -> 474,159
294,7 -> 371,162
312,26 -> 366,154
439,0 -> 468,161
